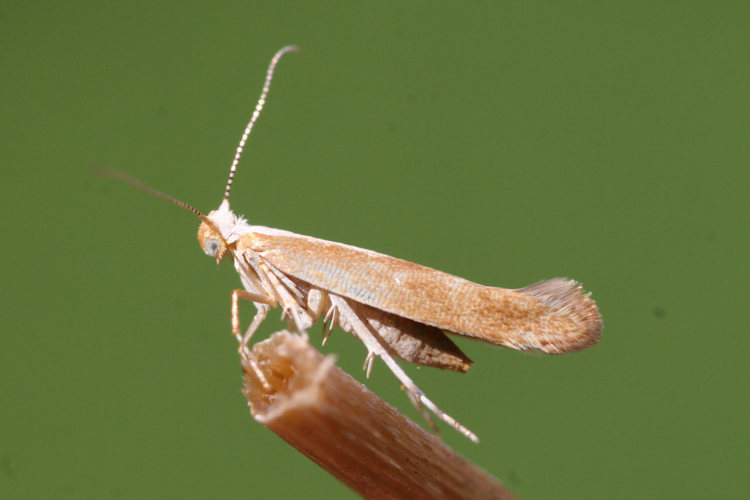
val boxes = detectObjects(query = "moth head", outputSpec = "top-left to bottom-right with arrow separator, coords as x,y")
197,219 -> 229,263
197,199 -> 239,263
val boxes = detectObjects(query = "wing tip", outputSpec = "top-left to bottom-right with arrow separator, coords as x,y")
518,278 -> 602,353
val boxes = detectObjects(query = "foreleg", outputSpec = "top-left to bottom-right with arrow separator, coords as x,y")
231,289 -> 275,389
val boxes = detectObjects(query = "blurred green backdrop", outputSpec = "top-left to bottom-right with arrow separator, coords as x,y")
2,2 -> 748,498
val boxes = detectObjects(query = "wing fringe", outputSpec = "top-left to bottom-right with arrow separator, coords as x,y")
517,278 -> 602,353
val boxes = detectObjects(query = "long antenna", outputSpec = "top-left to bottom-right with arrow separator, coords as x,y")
223,45 -> 299,203
97,167 -> 212,226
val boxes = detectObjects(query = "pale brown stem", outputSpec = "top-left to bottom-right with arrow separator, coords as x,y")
241,331 -> 516,500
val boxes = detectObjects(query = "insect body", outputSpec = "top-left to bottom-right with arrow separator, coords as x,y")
110,46 -> 602,442
198,204 -> 601,442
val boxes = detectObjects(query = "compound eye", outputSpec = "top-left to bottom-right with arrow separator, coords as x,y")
205,238 -> 221,257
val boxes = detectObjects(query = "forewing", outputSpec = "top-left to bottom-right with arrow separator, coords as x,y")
241,230 -> 601,354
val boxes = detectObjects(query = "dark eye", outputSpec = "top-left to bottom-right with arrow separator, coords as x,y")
205,239 -> 221,257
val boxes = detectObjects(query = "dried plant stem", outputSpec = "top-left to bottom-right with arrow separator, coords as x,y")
241,331 -> 515,500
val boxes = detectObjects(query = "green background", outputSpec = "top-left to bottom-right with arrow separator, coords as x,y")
2,2 -> 748,498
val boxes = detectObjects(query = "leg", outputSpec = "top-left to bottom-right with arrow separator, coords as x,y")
322,304 -> 337,345
363,351 -> 376,378
258,262 -> 312,334
241,303 -> 270,347
329,295 -> 479,443
231,289 -> 275,389
231,289 -> 275,346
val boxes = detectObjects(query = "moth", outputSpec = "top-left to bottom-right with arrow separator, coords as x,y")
106,46 -> 602,442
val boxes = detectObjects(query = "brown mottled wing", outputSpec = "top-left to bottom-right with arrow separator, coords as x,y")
243,232 -> 601,354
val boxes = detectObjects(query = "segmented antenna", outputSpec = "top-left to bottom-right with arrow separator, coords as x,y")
97,167 -> 211,225
223,45 -> 299,203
